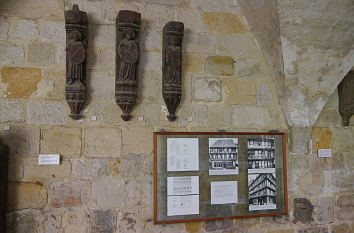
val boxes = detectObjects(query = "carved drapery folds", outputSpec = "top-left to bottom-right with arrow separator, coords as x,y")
338,70 -> 354,126
115,10 -> 141,121
65,4 -> 88,120
162,21 -> 184,122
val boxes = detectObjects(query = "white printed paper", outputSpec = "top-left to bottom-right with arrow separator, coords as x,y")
167,176 -> 199,196
167,195 -> 199,216
211,181 -> 238,205
167,138 -> 199,171
38,154 -> 60,165
318,149 -> 332,158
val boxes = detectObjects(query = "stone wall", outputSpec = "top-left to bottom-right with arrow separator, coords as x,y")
0,0 -> 353,232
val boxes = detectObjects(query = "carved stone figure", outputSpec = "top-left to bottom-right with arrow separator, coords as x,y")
65,5 -> 88,120
162,21 -> 184,122
116,10 -> 141,121
338,70 -> 354,126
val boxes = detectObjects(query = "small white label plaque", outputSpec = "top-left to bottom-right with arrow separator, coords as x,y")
318,149 -> 332,158
38,154 -> 60,165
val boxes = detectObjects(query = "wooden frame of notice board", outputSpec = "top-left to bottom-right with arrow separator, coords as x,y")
154,132 -> 288,224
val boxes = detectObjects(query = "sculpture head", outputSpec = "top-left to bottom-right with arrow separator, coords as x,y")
70,31 -> 83,41
125,30 -> 136,40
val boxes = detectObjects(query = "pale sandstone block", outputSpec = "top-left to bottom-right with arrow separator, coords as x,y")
12,19 -> 38,40
237,78 -> 256,104
39,21 -> 65,43
323,170 -> 354,194
1,67 -> 42,99
336,194 -> 354,221
143,0 -> 182,5
331,127 -> 354,152
191,0 -> 238,12
41,127 -> 82,158
6,210 -> 36,233
7,182 -> 47,210
176,8 -> 201,32
235,57 -> 262,77
37,211 -> 61,233
222,78 -> 238,104
0,126 -> 40,157
32,69 -> 66,100
315,108 -> 342,127
0,16 -> 9,40
122,126 -> 154,155
84,127 -> 121,157
193,77 -> 221,102
206,103 -> 232,125
144,4 -> 174,29
125,178 -> 153,206
73,158 -> 108,179
92,177 -> 125,207
183,32 -> 215,53
23,159 -> 71,181
140,51 -> 162,72
141,29 -> 161,51
317,196 -> 334,224
0,43 -> 24,65
137,71 -> 160,102
27,101 -> 68,125
205,55 -> 234,76
289,126 -> 311,154
84,0 -> 104,23
61,208 -> 88,233
28,43 -> 56,66
100,48 -> 115,70
312,127 -> 332,152
8,159 -> 24,181
257,84 -> 273,106
87,47 -> 100,69
117,209 -> 138,233
92,24 -> 115,47
202,12 -> 247,34
299,171 -> 323,195
182,53 -> 204,74
233,106 -> 272,128
56,44 -> 66,66
0,99 -> 26,123
87,71 -> 114,101
216,34 -> 261,58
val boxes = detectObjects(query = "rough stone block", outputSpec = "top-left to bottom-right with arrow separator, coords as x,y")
88,209 -> 117,233
182,53 -> 204,74
193,77 -> 221,102
122,126 -> 153,155
41,127 -> 82,157
28,42 -> 55,65
33,69 -> 66,100
39,20 -> 65,43
92,24 -> 115,47
0,99 -> 26,123
7,210 -> 36,233
205,55 -> 234,76
62,208 -> 88,233
185,222 -> 202,233
143,0 -> 182,5
257,84 -> 274,105
144,4 -> 174,29
331,153 -> 345,169
332,128 -> 354,152
237,78 -> 256,104
176,8 -> 201,32
298,227 -> 328,233
12,19 -> 38,40
293,198 -> 314,224
27,101 -> 68,125
92,177 -> 125,207
23,159 -> 71,180
183,32 -> 215,53
73,158 -> 108,179
191,0 -> 238,12
336,193 -> 354,220
0,126 -> 40,157
0,43 -> 24,64
203,12 -> 247,34
1,67 -> 42,99
332,223 -> 350,233
216,34 -> 261,58
37,211 -> 61,233
84,127 -> 121,157
206,103 -> 232,126
323,170 -> 354,194
0,16 -> 9,40
312,127 -> 332,152
137,71 -> 160,102
266,230 -> 294,233
315,107 -> 342,126
125,178 -> 153,206
88,71 -> 115,101
117,209 -> 137,233
299,171 -> 323,195
48,180 -> 90,208
8,182 -> 47,210
205,219 -> 233,232
233,106 -> 272,128
289,127 -> 311,154
222,78 -> 238,104
317,196 -> 334,224
344,152 -> 354,169
235,57 -> 262,77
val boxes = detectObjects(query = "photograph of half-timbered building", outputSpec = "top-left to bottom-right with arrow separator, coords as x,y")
209,138 -> 238,175
248,138 -> 275,173
248,173 -> 276,211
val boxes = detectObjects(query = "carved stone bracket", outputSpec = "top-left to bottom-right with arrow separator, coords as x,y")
338,70 -> 354,126
65,5 -> 88,120
162,21 -> 184,122
115,10 -> 141,121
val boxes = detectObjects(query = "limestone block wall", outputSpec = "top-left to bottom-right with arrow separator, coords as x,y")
0,0 -> 352,232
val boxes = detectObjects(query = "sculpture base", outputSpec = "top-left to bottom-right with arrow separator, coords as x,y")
167,115 -> 177,122
70,113 -> 82,120
121,113 -> 131,121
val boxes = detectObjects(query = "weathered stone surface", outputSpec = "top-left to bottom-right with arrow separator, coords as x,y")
33,69 -> 66,100
193,77 -> 221,102
216,34 -> 261,58
203,12 -> 247,34
315,107 -> 342,127
221,78 -> 237,104
125,178 -> 152,206
84,0 -> 104,23
1,67 -> 42,98
100,48 -> 115,70
73,158 -> 107,179
233,106 -> 272,128
143,0 -> 182,5
235,57 -> 262,77
144,4 -> 174,29
323,170 -> 354,194
0,126 -> 39,157
140,51 -> 161,72
205,219 -> 233,232
0,43 -> 24,64
176,8 -> 201,32
0,99 -> 26,123
185,221 -> 202,233
257,84 -> 274,106
41,127 -> 81,157
299,171 -> 323,195
28,42 -> 56,65
137,71 -> 160,102
7,210 -> 36,233
332,223 -> 350,233
8,182 -> 47,210
62,208 -> 88,233
12,19 -> 38,40
289,127 -> 311,154
27,101 -> 68,125
237,78 -> 256,104
39,20 -> 65,43
141,29 -> 161,52
48,180 -> 90,208
266,229 -> 294,233
293,198 -> 314,224
312,127 -> 332,152
84,127 -> 121,157
117,209 -> 137,233
92,177 -> 125,207
331,127 -> 354,152
183,32 -> 215,53
88,71 -> 115,101
206,103 -> 232,126
121,126 -> 153,155
191,0 -> 238,12
88,209 -> 116,233
205,55 -> 234,76
0,16 -> 9,40
336,193 -> 354,221
298,227 -> 329,233
330,153 -> 345,170
23,159 -> 71,180
92,24 -> 115,47
37,211 -> 61,233
317,196 -> 334,224
182,53 -> 204,74
8,159 -> 24,181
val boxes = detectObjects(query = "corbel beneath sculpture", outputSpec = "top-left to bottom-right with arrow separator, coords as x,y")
115,10 -> 141,121
338,70 -> 354,126
162,21 -> 184,122
65,4 -> 88,120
